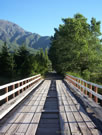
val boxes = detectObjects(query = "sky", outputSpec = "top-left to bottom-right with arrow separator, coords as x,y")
0,0 -> 102,36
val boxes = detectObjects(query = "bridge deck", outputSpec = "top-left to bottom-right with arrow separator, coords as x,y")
0,80 -> 101,135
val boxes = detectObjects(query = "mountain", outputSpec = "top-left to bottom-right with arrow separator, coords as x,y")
0,20 -> 51,52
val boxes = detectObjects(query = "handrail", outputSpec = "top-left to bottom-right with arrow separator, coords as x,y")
0,79 -> 43,120
0,74 -> 40,89
0,74 -> 41,105
66,74 -> 102,104
66,73 -> 102,89
0,77 -> 41,101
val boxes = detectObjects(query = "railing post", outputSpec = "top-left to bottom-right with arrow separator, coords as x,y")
23,81 -> 25,90
17,83 -> 20,95
26,80 -> 28,88
31,79 -> 32,86
72,77 -> 74,85
69,76 -> 71,83
78,79 -> 80,89
81,81 -> 84,92
79,80 -> 81,90
25,81 -> 27,90
65,74 -> 102,105
89,84 -> 92,99
30,79 -> 32,87
94,86 -> 98,103
84,82 -> 87,95
75,78 -> 77,87
21,82 -> 23,92
28,79 -> 30,88
33,78 -> 35,85
26,80 -> 28,89
5,87 -> 8,102
12,85 -> 15,98
76,79 -> 78,88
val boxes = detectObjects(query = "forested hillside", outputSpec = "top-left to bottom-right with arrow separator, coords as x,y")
0,20 -> 50,52
0,43 -> 51,85
49,13 -> 102,84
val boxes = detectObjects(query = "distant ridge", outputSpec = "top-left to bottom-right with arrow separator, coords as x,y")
0,20 -> 51,52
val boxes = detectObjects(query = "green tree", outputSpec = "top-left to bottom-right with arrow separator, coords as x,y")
49,13 -> 102,80
14,45 -> 32,77
0,42 -> 15,77
34,48 -> 50,75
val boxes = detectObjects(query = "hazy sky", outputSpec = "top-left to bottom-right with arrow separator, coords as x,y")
0,0 -> 102,36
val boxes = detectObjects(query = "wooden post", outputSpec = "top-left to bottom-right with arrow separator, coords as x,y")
33,78 -> 35,85
29,79 -> 31,87
5,87 -> 8,102
17,83 -> 20,95
25,80 -> 28,89
69,76 -> 72,83
26,80 -> 28,88
77,79 -> 79,88
71,77 -> 73,85
74,78 -> 76,87
26,80 -> 28,89
76,79 -> 78,88
69,76 -> 71,83
94,86 -> 98,103
89,84 -> 92,99
84,82 -> 87,95
79,80 -> 81,90
28,80 -> 29,88
24,81 -> 26,90
31,79 -> 32,86
78,79 -> 80,89
12,85 -> 15,98
21,82 -> 23,92
81,81 -> 84,92
30,79 -> 32,87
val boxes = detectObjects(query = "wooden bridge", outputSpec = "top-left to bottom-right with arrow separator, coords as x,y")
0,73 -> 102,135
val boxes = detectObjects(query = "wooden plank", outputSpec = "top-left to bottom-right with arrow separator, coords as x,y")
56,80 -> 71,135
25,81 -> 51,135
60,81 -> 98,135
61,100 -> 81,134
58,81 -> 92,134
57,80 -> 81,135
63,83 -> 101,135
14,81 -> 50,135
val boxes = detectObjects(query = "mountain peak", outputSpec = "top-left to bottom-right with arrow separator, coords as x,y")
0,20 -> 50,51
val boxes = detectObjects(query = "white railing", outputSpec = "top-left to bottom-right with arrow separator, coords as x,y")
0,74 -> 41,104
65,74 -> 102,104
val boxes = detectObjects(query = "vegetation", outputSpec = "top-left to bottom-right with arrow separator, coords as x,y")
0,42 -> 50,85
49,13 -> 102,84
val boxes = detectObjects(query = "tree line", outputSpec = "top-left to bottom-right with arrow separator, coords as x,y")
0,42 -> 50,80
49,13 -> 102,83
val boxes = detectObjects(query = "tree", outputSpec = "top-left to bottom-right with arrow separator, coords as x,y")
49,13 -> 102,80
14,45 -> 32,77
0,42 -> 15,76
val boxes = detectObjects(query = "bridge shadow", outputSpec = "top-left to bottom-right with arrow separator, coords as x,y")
35,79 -> 61,135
